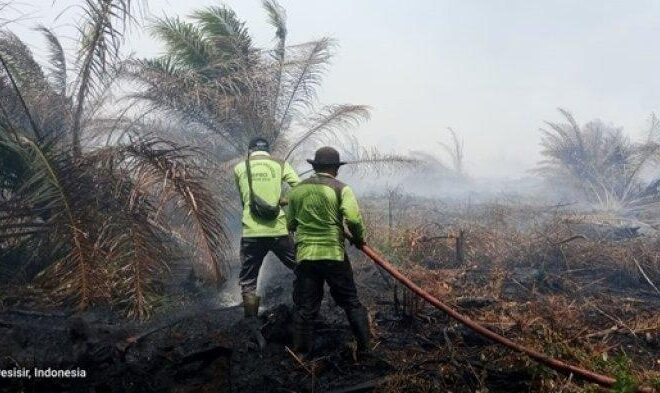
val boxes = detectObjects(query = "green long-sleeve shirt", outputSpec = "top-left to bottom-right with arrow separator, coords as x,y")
234,151 -> 300,237
287,173 -> 366,261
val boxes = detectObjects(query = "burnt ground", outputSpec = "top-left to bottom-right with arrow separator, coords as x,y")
1,238 -> 659,393
0,304 -> 240,393
0,249 -> 535,393
0,280 -> 533,393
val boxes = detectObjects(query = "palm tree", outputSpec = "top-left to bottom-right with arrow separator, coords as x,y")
124,1 -> 370,162
539,109 -> 660,214
0,0 -> 229,319
438,127 -> 465,176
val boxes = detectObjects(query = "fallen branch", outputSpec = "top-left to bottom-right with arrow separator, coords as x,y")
584,325 -> 660,340
551,234 -> 587,246
632,257 -> 660,295
584,325 -> 621,339
285,346 -> 314,376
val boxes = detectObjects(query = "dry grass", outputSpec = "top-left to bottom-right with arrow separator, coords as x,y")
356,196 -> 660,392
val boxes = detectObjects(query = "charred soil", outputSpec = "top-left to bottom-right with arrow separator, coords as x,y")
1,200 -> 659,392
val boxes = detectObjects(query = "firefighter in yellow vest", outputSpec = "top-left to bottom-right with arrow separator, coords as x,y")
286,147 -> 371,358
234,138 -> 300,320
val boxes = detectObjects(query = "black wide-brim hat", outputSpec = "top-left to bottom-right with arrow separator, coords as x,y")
306,146 -> 347,166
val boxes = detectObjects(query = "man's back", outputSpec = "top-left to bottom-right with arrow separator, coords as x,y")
287,146 -> 371,358
234,139 -> 300,343
234,151 -> 299,237
287,173 -> 365,262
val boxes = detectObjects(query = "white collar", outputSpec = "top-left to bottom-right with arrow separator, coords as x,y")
249,151 -> 270,157
315,172 -> 336,178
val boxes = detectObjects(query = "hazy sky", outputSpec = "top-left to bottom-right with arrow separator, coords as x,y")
7,0 -> 660,177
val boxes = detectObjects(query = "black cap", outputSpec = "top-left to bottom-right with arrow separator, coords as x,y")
306,146 -> 346,166
248,137 -> 270,152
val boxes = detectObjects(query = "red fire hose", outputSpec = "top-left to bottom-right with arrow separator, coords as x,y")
358,243 -> 657,393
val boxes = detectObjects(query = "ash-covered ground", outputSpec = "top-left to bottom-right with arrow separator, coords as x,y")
0,249 -> 530,393
2,200 -> 659,393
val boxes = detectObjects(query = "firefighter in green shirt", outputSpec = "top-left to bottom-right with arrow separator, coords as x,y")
234,137 -> 300,319
286,146 -> 371,358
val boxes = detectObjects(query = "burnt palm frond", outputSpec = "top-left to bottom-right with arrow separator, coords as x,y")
1,134 -> 104,308
0,3 -> 232,318
0,50 -> 47,142
110,194 -> 170,320
124,139 -> 230,284
0,31 -> 67,144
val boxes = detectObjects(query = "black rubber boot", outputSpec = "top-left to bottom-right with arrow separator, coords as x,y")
346,306 -> 371,353
292,313 -> 313,358
242,293 -> 266,350
242,293 -> 260,318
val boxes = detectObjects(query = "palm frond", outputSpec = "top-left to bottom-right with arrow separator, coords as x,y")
284,104 -> 370,160
112,194 -> 170,320
0,30 -> 49,91
340,136 -> 420,175
0,49 -> 44,140
125,139 -> 230,284
35,25 -> 67,96
275,38 -> 335,136
192,5 -> 252,60
539,109 -> 660,214
2,135 -> 103,308
150,16 -> 213,70
262,0 -> 287,121
123,58 -> 246,153
437,127 -> 464,174
71,0 -> 140,156
263,0 -> 287,45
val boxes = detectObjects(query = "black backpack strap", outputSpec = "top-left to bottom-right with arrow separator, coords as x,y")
245,152 -> 256,206
335,184 -> 343,224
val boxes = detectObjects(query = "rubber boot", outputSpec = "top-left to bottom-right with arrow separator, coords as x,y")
242,293 -> 260,318
346,306 -> 372,357
292,313 -> 313,359
242,293 -> 266,350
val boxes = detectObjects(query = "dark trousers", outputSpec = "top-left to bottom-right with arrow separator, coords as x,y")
239,235 -> 296,295
293,258 -> 365,322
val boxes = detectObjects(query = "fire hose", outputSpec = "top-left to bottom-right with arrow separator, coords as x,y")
357,242 -> 657,393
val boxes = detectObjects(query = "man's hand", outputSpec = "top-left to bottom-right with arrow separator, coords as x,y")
279,197 -> 289,206
344,231 -> 364,248
349,237 -> 365,248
